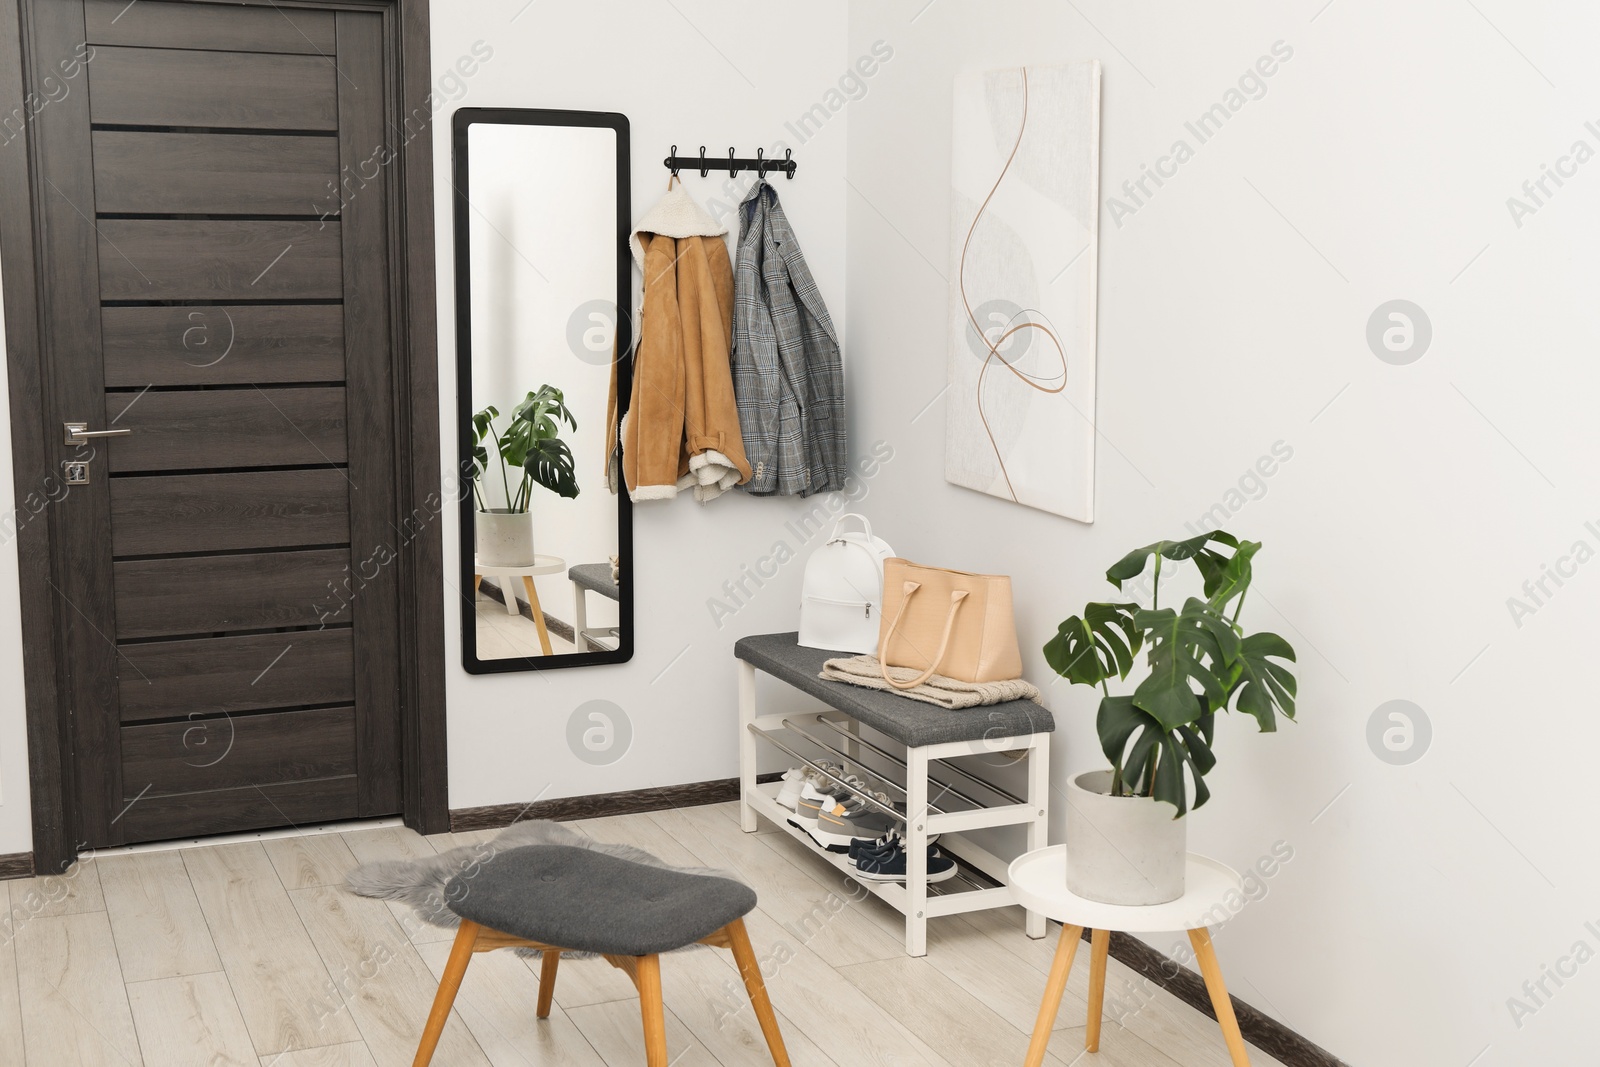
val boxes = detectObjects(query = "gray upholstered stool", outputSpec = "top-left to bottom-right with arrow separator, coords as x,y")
412,844 -> 790,1067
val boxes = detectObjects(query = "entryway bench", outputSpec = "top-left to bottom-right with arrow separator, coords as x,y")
735,631 -> 1055,956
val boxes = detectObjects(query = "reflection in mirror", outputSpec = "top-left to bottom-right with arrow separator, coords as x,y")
454,110 -> 632,672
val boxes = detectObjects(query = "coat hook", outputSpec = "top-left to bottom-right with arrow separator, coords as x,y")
668,145 -> 679,177
698,145 -> 707,178
727,147 -> 737,178
757,147 -> 767,180
784,147 -> 794,179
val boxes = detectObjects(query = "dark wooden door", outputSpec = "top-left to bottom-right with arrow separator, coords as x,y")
30,0 -> 408,845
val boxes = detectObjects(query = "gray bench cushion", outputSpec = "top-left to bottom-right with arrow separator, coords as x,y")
735,631 -> 1055,747
569,563 -> 620,601
445,845 -> 755,956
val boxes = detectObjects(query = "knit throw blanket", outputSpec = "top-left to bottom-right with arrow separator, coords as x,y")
343,818 -> 738,957
820,654 -> 1041,708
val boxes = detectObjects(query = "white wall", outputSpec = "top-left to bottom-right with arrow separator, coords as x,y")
0,286 -> 35,857
846,2 -> 1600,1064
431,1 -> 854,803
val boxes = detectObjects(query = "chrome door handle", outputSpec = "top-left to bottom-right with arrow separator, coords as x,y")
63,422 -> 132,445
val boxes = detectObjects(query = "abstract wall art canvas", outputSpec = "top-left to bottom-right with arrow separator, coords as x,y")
945,62 -> 1101,523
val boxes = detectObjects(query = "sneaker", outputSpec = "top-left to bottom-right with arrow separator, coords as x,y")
812,787 -> 901,852
848,829 -> 944,861
790,782 -> 838,830
854,832 -> 957,883
774,768 -> 807,811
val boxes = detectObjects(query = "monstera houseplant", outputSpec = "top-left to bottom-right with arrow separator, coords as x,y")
1043,531 -> 1297,905
471,385 -> 579,566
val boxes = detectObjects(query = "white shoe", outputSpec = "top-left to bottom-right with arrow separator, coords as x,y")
789,782 -> 837,830
774,768 -> 807,811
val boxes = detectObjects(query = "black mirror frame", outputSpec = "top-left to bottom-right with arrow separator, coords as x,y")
452,107 -> 634,673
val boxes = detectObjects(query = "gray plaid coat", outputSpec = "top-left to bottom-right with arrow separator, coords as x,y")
731,181 -> 846,496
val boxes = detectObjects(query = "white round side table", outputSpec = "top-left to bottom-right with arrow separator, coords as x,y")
1008,846 -> 1252,1067
473,555 -> 566,656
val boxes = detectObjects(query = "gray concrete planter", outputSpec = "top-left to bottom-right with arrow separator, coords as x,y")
1065,769 -> 1187,905
475,509 -> 535,566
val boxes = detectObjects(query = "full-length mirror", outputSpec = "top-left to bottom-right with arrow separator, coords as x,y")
453,109 -> 633,672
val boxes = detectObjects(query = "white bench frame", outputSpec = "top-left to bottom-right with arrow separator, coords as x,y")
737,657 -> 1049,957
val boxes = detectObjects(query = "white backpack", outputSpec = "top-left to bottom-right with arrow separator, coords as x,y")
798,514 -> 895,654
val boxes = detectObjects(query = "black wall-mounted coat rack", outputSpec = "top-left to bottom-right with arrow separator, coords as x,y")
665,145 -> 797,180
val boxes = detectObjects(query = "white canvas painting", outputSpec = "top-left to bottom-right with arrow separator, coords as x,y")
945,63 -> 1101,523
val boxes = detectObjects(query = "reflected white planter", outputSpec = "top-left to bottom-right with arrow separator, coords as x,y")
475,509 -> 535,567
1064,770 -> 1187,905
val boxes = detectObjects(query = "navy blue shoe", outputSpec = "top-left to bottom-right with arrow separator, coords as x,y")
852,833 -> 957,883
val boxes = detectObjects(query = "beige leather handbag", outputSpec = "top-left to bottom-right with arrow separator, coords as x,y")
876,558 -> 1022,689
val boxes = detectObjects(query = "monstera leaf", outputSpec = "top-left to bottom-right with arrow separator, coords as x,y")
1130,599 -> 1233,729
524,436 -> 579,500
1097,696 -> 1217,816
1043,602 -> 1141,688
1224,631 -> 1297,731
1105,531 -> 1240,594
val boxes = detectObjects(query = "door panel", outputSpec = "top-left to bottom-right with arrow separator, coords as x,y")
110,468 -> 350,555
118,630 -> 355,722
113,548 -> 351,638
96,220 -> 343,300
101,305 -> 345,386
28,0 -> 406,846
88,47 -> 338,129
83,0 -> 336,54
105,387 -> 348,472
93,131 -> 339,215
116,778 -> 358,841
121,706 -> 356,797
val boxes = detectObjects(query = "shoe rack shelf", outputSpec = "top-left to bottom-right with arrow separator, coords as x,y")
736,634 -> 1055,957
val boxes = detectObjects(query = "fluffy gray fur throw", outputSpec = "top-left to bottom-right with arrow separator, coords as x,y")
343,818 -> 736,955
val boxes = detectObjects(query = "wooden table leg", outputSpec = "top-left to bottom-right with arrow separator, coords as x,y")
521,575 -> 553,655
635,954 -> 669,1067
413,919 -> 479,1066
536,950 -> 559,1019
1188,928 -> 1251,1067
1086,928 -> 1110,1051
473,574 -> 482,599
1024,923 -> 1083,1067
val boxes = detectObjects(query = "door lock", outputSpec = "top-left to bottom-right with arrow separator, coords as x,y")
63,421 -> 132,445
62,460 -> 89,485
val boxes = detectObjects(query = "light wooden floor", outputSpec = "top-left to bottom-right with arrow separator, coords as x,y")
0,802 -> 1288,1067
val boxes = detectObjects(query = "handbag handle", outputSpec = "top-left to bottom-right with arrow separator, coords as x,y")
827,512 -> 873,544
878,582 -> 970,690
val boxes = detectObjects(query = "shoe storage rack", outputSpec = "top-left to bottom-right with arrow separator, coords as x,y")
735,634 -> 1054,957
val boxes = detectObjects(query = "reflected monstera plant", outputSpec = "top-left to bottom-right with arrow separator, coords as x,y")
1043,531 -> 1297,816
470,384 -> 579,512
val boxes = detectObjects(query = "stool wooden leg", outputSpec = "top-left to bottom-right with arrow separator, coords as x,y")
1188,928 -> 1252,1067
1024,923 -> 1083,1067
635,954 -> 669,1067
473,574 -> 482,598
413,919 -> 479,1067
724,918 -> 792,1067
1086,928 -> 1110,1051
522,575 -> 553,655
536,950 -> 560,1019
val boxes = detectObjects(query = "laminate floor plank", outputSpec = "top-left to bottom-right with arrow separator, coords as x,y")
12,852 -> 106,917
288,884 -> 491,1066
340,826 -> 455,946
127,971 -> 258,1066
99,851 -> 223,982
264,834 -> 361,891
14,911 -> 144,1066
183,843 -> 362,1056
258,1041 -> 378,1067
415,938 -> 606,1066
735,908 -> 951,1067
565,998 -> 714,1067
0,882 -> 26,1064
